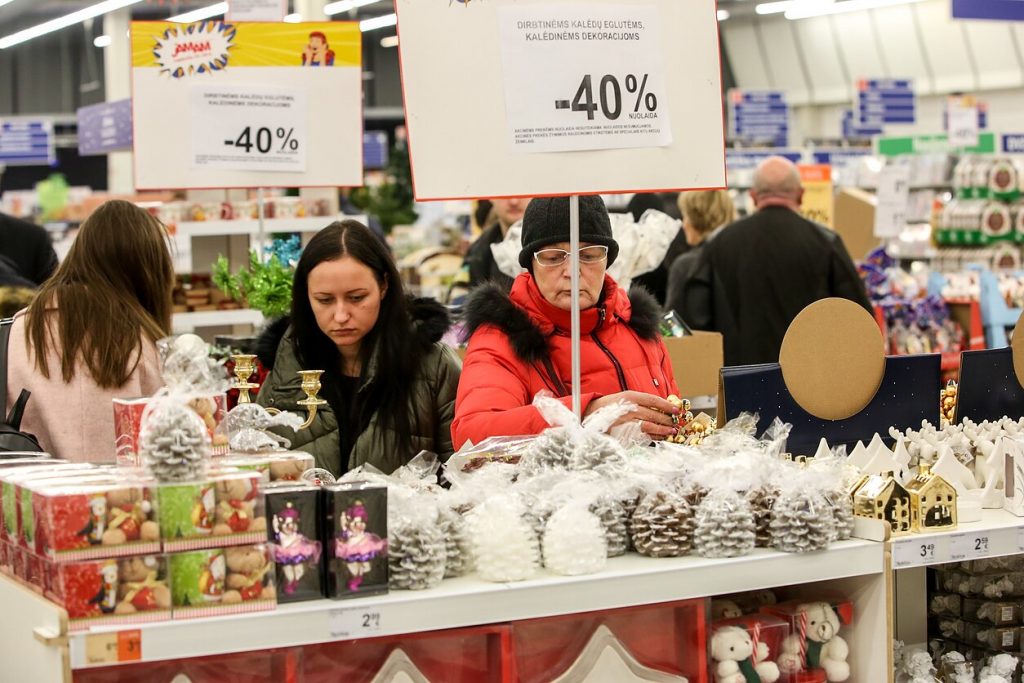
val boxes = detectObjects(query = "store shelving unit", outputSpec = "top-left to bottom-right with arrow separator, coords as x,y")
171,308 -> 265,334
0,539 -> 890,682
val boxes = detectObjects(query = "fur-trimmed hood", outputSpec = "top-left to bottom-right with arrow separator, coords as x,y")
461,273 -> 661,364
256,295 -> 451,371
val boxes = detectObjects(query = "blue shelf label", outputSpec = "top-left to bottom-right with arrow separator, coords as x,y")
0,119 -> 55,166
729,90 -> 789,147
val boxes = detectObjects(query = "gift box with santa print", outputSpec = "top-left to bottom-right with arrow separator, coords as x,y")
761,600 -> 854,683
47,554 -> 171,630
30,479 -> 160,561
264,482 -> 323,603
168,545 -> 275,619
158,470 -> 265,552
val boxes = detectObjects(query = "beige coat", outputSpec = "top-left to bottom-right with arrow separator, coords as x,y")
6,310 -> 163,462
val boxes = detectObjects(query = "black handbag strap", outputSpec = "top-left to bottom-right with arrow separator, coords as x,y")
0,318 -> 11,418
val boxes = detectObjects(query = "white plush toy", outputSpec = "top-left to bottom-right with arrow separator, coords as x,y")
777,602 -> 850,682
979,653 -> 1019,683
710,625 -> 781,683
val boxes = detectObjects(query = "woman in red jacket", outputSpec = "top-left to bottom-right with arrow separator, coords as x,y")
452,195 -> 682,449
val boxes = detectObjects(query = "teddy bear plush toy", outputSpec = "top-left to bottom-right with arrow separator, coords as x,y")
223,545 -> 276,605
115,556 -> 171,615
213,478 -> 267,536
777,602 -> 850,682
711,625 -> 781,683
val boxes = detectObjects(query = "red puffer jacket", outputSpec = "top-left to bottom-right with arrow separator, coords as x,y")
452,273 -> 680,449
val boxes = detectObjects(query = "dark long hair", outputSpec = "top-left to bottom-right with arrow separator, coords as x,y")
27,200 -> 173,388
290,220 -> 423,456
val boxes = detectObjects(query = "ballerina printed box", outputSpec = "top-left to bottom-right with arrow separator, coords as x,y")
323,482 -> 388,600
264,483 -> 324,603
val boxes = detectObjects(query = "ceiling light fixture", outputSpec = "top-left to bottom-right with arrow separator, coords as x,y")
93,34 -> 112,47
324,0 -> 382,16
380,35 -> 398,48
167,2 -> 227,23
283,13 -> 302,23
0,0 -> 142,50
717,9 -> 731,20
360,13 -> 397,31
785,0 -> 922,18
755,1 -> 794,14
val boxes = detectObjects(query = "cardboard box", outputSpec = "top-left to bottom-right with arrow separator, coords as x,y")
834,187 -> 882,262
664,332 -> 723,399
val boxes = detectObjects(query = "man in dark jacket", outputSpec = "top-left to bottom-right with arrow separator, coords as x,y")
462,197 -> 531,291
0,212 -> 58,286
683,157 -> 871,367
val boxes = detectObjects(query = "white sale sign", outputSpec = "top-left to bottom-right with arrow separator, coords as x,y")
496,4 -> 672,153
874,164 -> 911,238
190,84 -> 307,173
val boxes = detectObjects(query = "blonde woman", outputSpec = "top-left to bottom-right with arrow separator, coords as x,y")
664,190 -> 736,322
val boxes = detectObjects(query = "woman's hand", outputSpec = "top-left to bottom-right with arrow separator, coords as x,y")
584,391 -> 680,440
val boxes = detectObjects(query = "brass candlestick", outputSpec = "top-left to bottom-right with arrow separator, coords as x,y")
232,354 -> 260,403
295,370 -> 328,430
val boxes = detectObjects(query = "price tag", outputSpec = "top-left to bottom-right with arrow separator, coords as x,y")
328,607 -> 384,639
1016,526 -> 1024,553
84,630 -> 142,665
947,96 -> 979,148
950,532 -> 991,561
496,4 -> 673,153
190,84 -> 308,173
894,537 -> 941,568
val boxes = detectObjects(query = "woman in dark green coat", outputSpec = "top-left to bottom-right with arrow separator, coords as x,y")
257,220 -> 461,476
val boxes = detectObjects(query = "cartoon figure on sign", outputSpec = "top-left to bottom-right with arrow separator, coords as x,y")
191,484 -> 215,534
89,561 -> 120,614
302,31 -> 335,66
334,501 -> 386,592
270,502 -> 322,595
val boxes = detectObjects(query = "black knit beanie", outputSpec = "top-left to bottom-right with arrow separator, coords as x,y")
518,195 -> 619,270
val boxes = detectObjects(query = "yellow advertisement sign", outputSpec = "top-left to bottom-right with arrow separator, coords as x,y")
798,164 -> 834,228
131,21 -> 360,74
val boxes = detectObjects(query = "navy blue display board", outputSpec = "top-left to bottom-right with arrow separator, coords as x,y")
956,348 -> 1024,422
720,354 -> 941,455
952,0 -> 1024,21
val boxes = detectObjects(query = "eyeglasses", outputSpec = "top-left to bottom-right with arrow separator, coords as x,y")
534,245 -> 609,268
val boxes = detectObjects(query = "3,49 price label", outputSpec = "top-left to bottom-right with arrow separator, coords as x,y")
894,538 -> 944,568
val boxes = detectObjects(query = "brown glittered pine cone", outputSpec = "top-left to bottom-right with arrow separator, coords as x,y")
768,489 -> 835,554
629,489 -> 695,558
747,486 -> 779,548
589,496 -> 629,558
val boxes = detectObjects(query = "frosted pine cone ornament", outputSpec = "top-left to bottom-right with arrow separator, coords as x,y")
543,505 -> 607,576
140,401 -> 211,482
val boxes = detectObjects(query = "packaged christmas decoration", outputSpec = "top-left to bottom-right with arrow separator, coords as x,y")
518,392 -> 630,475
629,480 -> 696,558
852,472 -> 912,536
140,400 -> 213,483
929,593 -> 963,618
437,503 -> 472,578
264,483 -> 322,602
158,470 -> 264,551
1,464 -> 106,546
978,653 -> 1019,682
446,435 -> 534,475
32,480 -> 160,561
465,492 -> 540,582
169,545 -> 274,618
222,402 -> 305,455
323,481 -> 388,599
769,481 -> 836,554
762,600 -> 854,683
47,555 -> 171,630
542,502 -> 607,576
710,614 -> 789,683
115,394 -> 229,465
694,488 -> 756,559
963,621 -> 1021,650
963,597 -> 1020,626
387,489 -> 447,591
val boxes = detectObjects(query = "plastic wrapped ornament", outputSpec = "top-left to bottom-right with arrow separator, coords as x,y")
569,430 -> 626,472
693,489 -> 756,558
466,495 -> 541,582
438,506 -> 472,579
521,427 -> 576,471
746,485 -> 778,548
542,505 -> 607,576
388,518 -> 447,591
629,487 -> 695,558
826,488 -> 855,541
140,401 -> 211,482
589,495 -> 629,557
768,488 -> 835,554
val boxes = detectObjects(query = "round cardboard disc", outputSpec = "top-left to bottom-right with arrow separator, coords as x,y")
779,298 -> 886,421
1011,313 -> 1024,389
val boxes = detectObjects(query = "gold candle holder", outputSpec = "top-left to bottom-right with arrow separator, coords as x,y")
232,354 -> 260,404
295,370 -> 328,430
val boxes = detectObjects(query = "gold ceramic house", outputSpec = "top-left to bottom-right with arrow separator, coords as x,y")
906,464 -> 958,532
853,472 -> 913,535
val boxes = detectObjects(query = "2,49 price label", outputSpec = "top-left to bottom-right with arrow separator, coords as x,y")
555,73 -> 659,121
